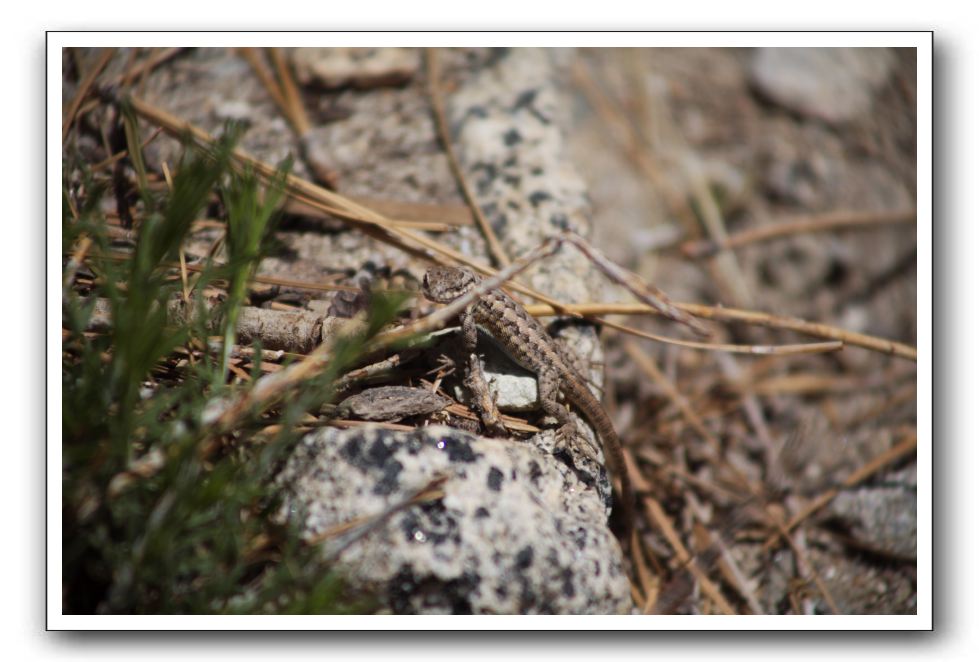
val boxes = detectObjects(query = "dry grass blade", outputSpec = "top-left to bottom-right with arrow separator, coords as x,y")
308,474 -> 450,558
601,316 -> 842,356
624,340 -> 724,456
426,48 -> 511,268
268,47 -> 311,135
561,231 -> 709,336
92,250 -> 359,294
373,236 -> 564,347
63,235 -> 93,295
238,47 -> 288,112
107,48 -> 183,88
682,209 -> 917,259
122,95 -> 585,315
63,48 -> 117,143
642,496 -> 737,615
570,58 -> 700,236
202,237 -> 562,435
524,301 -> 916,361
92,126 -> 165,172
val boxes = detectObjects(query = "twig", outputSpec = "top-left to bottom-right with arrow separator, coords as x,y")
118,96 -> 578,315
688,499 -> 763,615
119,95 -> 915,364
682,209 -> 917,259
106,47 -> 183,88
202,237 -> 561,435
239,47 -> 337,187
372,236 -> 564,348
600,316 -> 842,357
238,47 -> 288,111
524,301 -> 916,361
560,231 -> 708,336
680,303 -> 917,362
268,47 -> 311,135
91,250 -> 359,294
735,368 -> 914,396
624,341 -> 724,458
91,126 -> 165,172
63,235 -> 93,299
642,496 -> 737,615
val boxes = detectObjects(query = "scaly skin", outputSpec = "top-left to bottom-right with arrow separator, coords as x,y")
422,266 -> 634,538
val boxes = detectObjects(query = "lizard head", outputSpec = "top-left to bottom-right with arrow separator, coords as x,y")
422,266 -> 479,303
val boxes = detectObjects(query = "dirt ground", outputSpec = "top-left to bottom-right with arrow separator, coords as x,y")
569,48 -> 917,614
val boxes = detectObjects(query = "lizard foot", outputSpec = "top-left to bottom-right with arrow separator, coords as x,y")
552,422 -> 601,466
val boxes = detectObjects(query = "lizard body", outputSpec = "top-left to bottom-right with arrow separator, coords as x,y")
422,265 -> 634,538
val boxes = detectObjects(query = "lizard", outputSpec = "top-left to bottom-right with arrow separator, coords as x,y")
422,265 -> 634,540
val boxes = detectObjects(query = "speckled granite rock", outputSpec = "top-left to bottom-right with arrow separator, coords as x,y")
276,49 -> 631,613
444,47 -> 611,486
278,426 -> 633,614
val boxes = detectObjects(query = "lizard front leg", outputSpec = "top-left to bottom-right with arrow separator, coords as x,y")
460,306 -> 507,436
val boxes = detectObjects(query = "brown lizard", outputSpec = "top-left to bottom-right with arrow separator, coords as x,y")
422,265 -> 634,540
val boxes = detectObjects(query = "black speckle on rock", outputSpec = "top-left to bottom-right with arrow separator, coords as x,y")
514,88 -> 537,108
487,467 -> 504,491
462,105 -> 489,124
448,571 -> 481,614
400,511 -> 421,542
512,88 -> 551,125
503,128 -> 523,146
339,434 -> 364,465
417,500 -> 454,545
518,577 -> 538,613
388,565 -> 419,614
549,213 -> 570,231
438,436 -> 478,463
491,212 -> 509,235
515,545 -> 534,570
471,162 -> 498,195
367,438 -> 395,467
504,174 -> 521,187
531,166 -> 543,175
528,460 -> 543,485
475,506 -> 490,518
561,567 -> 576,598
373,458 -> 404,495
529,190 -> 552,207
504,155 -> 519,167
506,200 -> 520,211
480,201 -> 498,218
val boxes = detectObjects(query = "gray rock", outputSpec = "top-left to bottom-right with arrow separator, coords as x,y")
291,47 -> 418,89
336,386 -> 452,422
826,468 -> 916,560
278,426 -> 633,614
427,326 -> 540,412
751,48 -> 895,124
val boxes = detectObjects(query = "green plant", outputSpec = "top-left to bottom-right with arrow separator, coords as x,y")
61,120 -> 384,614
